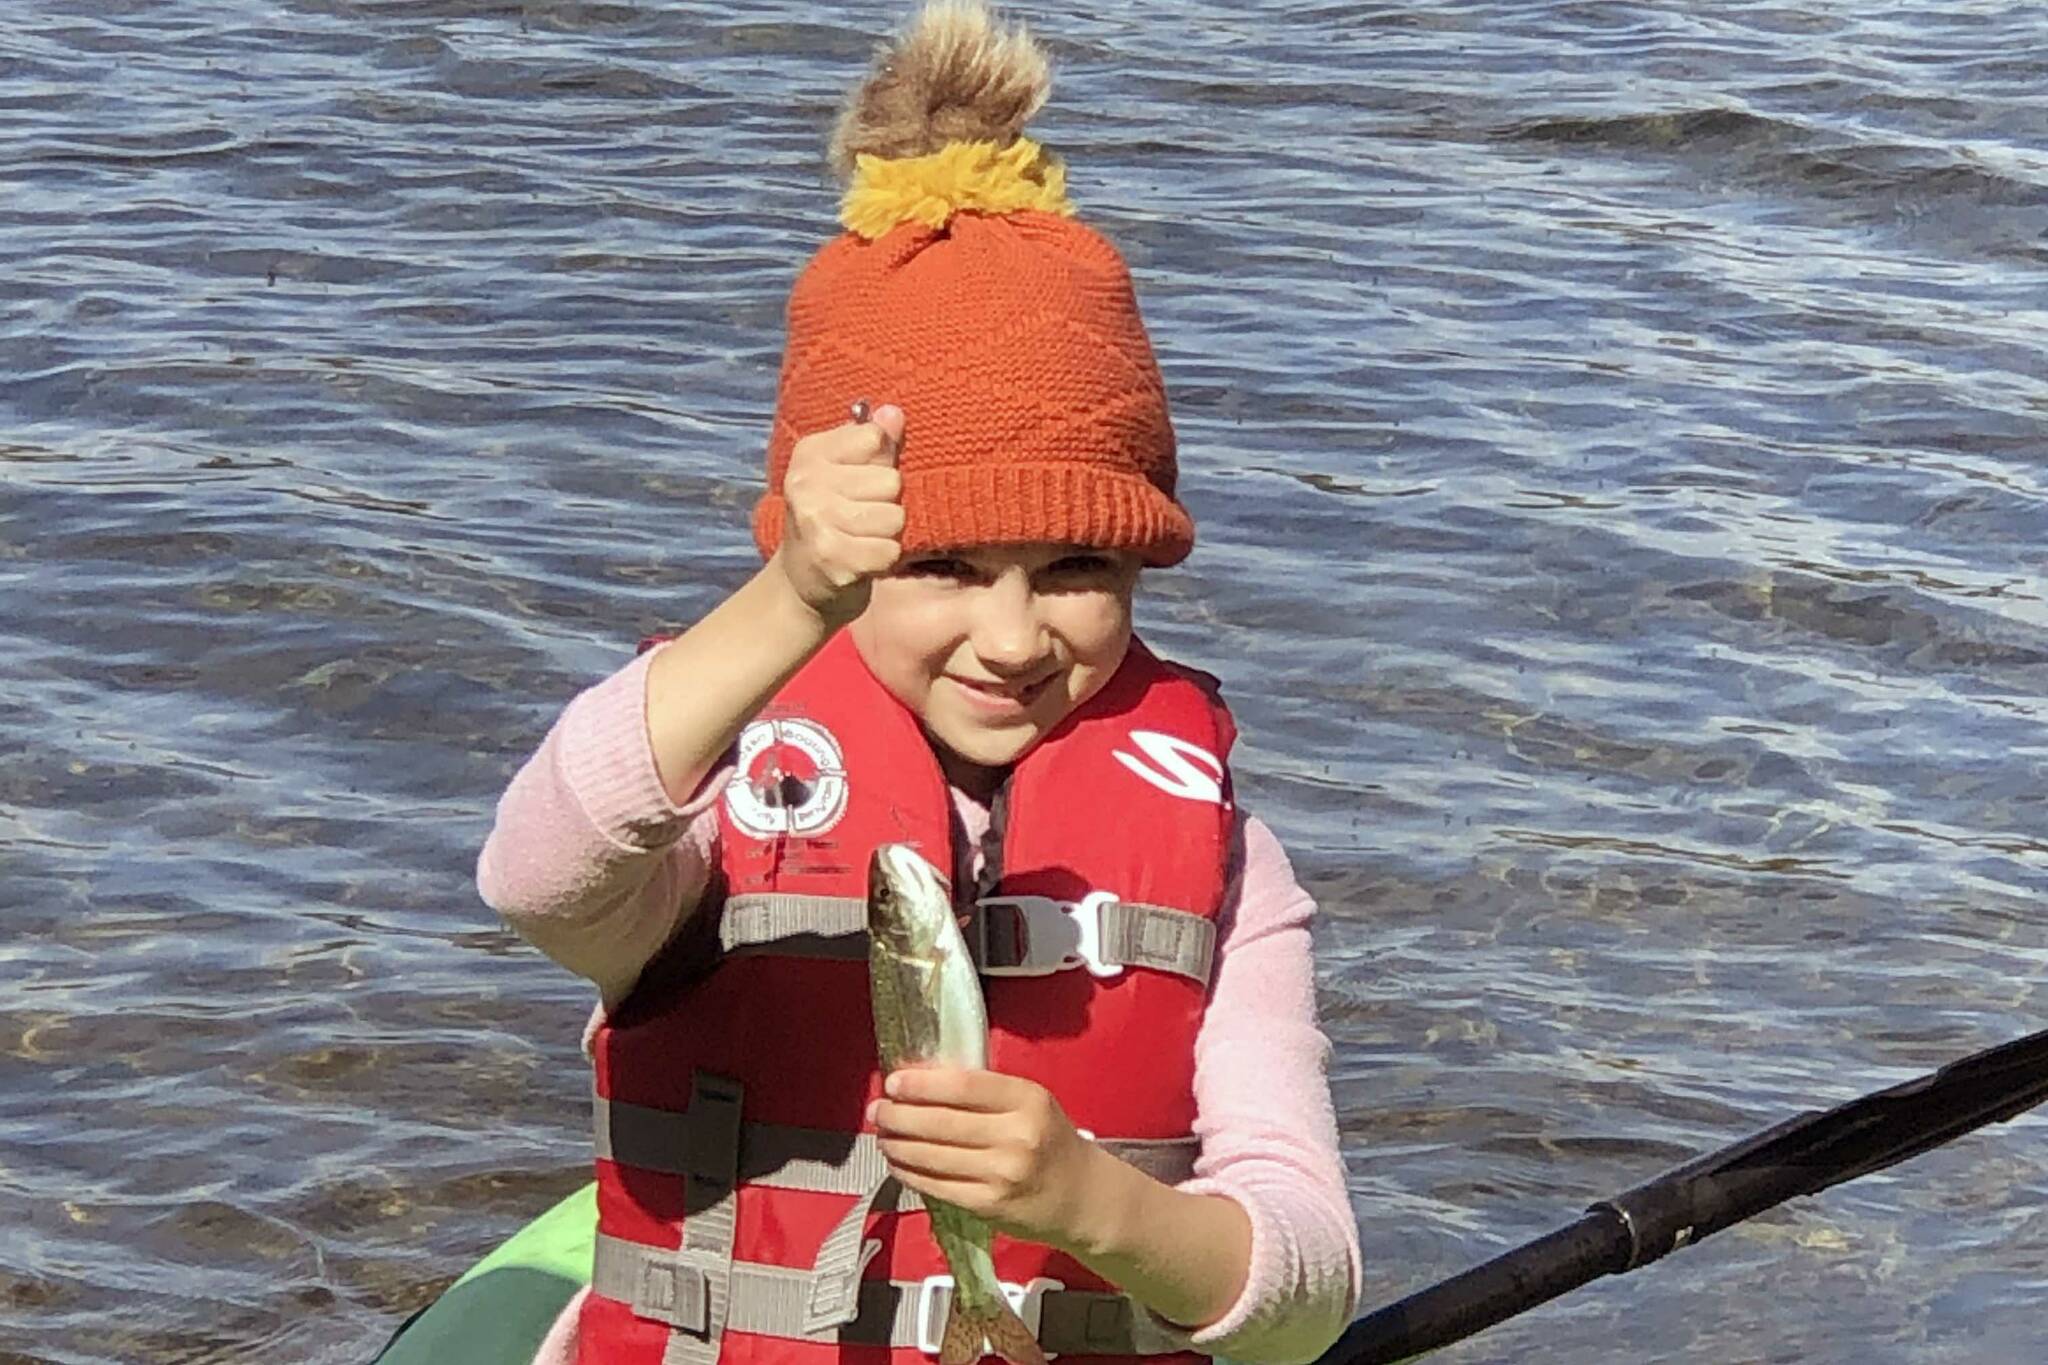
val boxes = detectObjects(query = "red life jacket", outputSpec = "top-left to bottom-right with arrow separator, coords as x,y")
581,631 -> 1235,1364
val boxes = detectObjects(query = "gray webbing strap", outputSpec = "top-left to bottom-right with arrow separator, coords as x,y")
801,1170 -> 890,1332
719,893 -> 867,961
646,1072 -> 743,1365
1096,899 -> 1218,987
720,891 -> 1216,984
596,1092 -> 1201,1193
593,1234 -> 1192,1356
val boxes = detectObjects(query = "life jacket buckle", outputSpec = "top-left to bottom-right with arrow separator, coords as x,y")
912,1273 -> 1064,1358
974,892 -> 1122,979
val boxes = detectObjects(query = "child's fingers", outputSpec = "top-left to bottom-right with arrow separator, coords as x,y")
824,403 -> 902,467
833,463 -> 903,506
826,534 -> 900,580
876,1137 -> 991,1186
884,1066 -> 1017,1111
870,1096 -> 995,1147
867,402 -> 906,453
835,501 -> 905,541
790,423 -> 887,477
884,1166 -> 986,1214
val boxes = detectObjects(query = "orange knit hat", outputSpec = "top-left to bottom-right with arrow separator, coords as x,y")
751,0 -> 1192,567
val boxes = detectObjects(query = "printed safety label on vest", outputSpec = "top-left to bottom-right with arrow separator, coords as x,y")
726,717 -> 850,838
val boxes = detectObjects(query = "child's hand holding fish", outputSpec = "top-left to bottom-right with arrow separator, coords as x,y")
870,1065 -> 1256,1333
868,1066 -> 1107,1248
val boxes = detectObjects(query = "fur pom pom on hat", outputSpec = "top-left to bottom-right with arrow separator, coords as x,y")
752,0 -> 1193,567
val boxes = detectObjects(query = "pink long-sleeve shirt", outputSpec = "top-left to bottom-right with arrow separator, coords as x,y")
477,646 -> 1362,1364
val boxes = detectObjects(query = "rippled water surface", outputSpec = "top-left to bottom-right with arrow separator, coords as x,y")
4,1 -> 2046,1361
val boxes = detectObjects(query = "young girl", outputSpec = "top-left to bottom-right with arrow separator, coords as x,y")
478,4 -> 1361,1362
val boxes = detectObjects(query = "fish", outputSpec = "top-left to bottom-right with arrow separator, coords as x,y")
867,843 -> 1048,1365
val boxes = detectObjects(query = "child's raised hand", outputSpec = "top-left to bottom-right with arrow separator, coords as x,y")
772,403 -> 907,627
868,1066 -> 1125,1253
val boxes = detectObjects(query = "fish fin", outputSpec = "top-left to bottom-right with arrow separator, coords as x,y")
981,1297 -> 1049,1365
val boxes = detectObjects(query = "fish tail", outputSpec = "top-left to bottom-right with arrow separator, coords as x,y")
930,1206 -> 1045,1365
938,1299 -> 990,1365
939,1297 -> 1047,1365
982,1297 -> 1049,1365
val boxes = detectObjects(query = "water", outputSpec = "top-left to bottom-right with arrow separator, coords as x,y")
3,1 -> 2045,1361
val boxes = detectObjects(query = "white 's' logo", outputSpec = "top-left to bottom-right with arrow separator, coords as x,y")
1112,730 -> 1226,805
725,717 -> 849,837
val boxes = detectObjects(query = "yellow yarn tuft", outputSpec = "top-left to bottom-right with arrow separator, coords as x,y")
840,137 -> 1074,240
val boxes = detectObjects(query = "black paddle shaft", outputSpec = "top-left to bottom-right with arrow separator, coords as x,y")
1325,1211 -> 1633,1365
1317,1028 -> 2048,1365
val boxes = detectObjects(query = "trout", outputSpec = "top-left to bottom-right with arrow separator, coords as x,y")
867,843 -> 1048,1365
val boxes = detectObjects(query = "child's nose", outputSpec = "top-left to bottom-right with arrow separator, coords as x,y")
969,579 -> 1051,673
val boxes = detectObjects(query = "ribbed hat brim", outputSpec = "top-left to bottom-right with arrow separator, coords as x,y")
753,463 -> 1192,568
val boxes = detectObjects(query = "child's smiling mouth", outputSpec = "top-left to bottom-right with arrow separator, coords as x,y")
945,671 -> 1059,716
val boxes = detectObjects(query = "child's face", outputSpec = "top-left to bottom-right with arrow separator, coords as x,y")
851,542 -> 1141,784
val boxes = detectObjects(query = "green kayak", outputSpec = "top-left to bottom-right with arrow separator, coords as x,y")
376,1182 -> 595,1365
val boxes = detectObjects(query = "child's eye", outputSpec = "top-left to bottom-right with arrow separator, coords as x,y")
899,556 -> 975,579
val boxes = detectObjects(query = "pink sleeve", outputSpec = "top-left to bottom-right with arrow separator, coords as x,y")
475,647 -> 729,1006
1157,813 -> 1363,1363
528,1287 -> 586,1365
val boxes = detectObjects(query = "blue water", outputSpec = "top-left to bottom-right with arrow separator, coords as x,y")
2,2 -> 2045,1361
